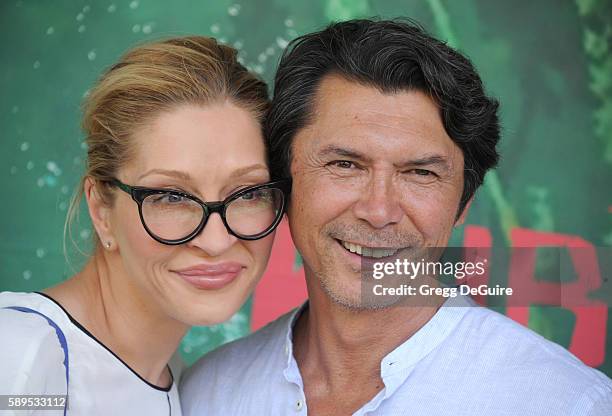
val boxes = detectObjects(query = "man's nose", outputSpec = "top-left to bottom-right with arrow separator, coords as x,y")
186,213 -> 237,256
352,174 -> 404,229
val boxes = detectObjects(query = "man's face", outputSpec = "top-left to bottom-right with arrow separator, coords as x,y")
288,75 -> 470,309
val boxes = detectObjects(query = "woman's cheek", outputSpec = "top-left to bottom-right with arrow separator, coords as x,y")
114,205 -> 170,268
247,233 -> 275,277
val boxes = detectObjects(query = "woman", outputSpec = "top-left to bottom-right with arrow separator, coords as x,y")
0,36 -> 289,415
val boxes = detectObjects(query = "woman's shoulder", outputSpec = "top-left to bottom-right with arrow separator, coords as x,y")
1,291 -> 62,336
0,291 -> 70,329
0,291 -> 68,395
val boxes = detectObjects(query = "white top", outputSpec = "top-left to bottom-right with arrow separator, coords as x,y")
0,292 -> 182,416
181,294 -> 612,415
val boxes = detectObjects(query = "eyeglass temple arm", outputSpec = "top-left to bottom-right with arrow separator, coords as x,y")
110,179 -> 135,198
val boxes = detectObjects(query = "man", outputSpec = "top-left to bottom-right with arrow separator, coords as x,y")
181,19 -> 612,415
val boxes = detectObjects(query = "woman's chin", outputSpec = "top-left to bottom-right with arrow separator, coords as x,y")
178,300 -> 245,327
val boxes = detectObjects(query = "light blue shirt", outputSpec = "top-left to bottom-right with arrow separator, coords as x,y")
181,294 -> 612,415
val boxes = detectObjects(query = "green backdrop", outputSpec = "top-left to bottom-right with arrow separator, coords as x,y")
1,0 -> 611,375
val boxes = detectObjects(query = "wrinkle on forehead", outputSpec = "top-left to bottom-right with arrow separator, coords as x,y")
310,75 -> 450,144
313,74 -> 443,123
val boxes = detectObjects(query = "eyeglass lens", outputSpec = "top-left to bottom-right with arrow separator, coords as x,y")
140,187 -> 283,241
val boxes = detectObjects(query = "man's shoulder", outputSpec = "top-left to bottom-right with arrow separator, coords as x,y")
462,305 -> 593,365
180,307 -> 296,399
197,306 -> 294,367
453,304 -> 612,401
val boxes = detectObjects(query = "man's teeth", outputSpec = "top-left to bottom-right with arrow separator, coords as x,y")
340,240 -> 399,258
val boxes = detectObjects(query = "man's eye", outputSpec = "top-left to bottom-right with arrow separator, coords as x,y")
331,160 -> 356,169
411,169 -> 435,176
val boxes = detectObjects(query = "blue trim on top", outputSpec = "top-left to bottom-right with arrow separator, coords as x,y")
34,291 -> 174,393
3,306 -> 69,415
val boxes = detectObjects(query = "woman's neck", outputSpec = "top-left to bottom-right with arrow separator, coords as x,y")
44,250 -> 189,388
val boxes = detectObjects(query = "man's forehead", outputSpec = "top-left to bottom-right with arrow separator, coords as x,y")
296,74 -> 456,157
309,74 -> 445,134
315,74 -> 437,111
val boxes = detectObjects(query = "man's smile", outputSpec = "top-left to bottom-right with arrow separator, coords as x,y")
336,239 -> 401,259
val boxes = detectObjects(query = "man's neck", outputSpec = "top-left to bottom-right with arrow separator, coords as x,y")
292,275 -> 442,414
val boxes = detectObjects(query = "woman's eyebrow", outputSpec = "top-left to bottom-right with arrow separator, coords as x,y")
228,164 -> 269,180
137,169 -> 192,182
137,165 -> 269,185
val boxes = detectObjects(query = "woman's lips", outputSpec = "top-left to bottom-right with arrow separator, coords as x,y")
172,262 -> 244,290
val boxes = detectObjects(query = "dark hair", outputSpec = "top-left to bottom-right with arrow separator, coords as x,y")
265,18 -> 500,215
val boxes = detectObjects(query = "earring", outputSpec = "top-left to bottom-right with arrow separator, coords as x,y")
105,241 -> 112,249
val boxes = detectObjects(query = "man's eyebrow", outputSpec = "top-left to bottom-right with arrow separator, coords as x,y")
317,145 -> 372,163
398,155 -> 450,169
318,145 -> 451,170
137,169 -> 192,182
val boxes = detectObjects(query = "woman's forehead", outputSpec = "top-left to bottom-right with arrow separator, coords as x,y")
126,103 -> 268,183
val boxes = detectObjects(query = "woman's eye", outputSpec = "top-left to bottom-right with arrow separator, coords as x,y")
168,194 -> 184,203
240,191 -> 255,201
153,193 -> 185,204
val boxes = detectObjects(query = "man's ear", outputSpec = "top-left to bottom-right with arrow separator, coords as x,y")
84,177 -> 114,245
454,196 -> 474,227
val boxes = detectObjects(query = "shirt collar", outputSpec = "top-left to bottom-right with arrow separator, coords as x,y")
282,301 -> 309,388
281,294 -> 474,394
378,294 -> 474,396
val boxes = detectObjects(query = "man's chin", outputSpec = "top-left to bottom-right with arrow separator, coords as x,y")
317,276 -> 399,311
328,292 -> 399,312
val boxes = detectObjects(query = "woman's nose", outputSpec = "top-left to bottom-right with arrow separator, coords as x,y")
185,213 -> 237,256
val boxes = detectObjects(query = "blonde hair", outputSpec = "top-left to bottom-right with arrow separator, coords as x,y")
65,36 -> 270,260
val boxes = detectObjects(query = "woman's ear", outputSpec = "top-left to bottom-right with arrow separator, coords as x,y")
84,177 -> 115,248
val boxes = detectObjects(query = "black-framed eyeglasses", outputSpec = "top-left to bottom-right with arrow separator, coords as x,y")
108,178 -> 292,245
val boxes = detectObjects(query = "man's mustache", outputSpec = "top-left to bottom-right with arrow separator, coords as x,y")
325,222 -> 423,248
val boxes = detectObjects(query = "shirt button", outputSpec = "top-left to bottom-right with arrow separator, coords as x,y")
296,400 -> 304,411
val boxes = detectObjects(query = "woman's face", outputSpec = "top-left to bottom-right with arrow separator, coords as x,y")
102,102 -> 275,326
